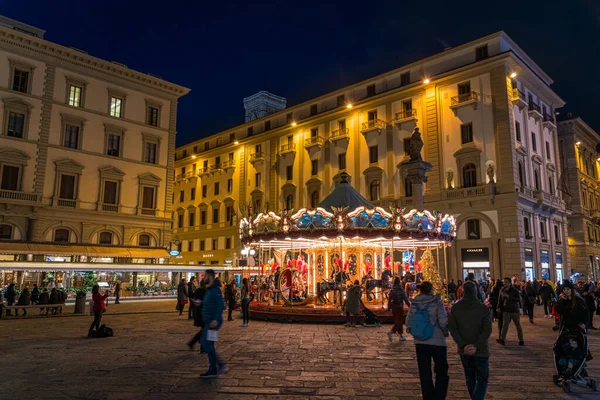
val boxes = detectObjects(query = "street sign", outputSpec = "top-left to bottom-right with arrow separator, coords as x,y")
169,250 -> 180,256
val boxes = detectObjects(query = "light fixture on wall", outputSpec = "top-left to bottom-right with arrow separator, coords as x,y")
234,141 -> 239,145
576,141 -> 581,146
291,122 -> 297,127
423,78 -> 430,84
346,104 -> 353,109
510,72 -> 517,78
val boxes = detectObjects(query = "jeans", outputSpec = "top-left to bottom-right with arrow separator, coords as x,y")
345,312 -> 358,324
542,298 -> 551,316
391,305 -> 405,334
227,301 -> 235,320
115,291 -> 120,304
188,302 -> 194,320
460,355 -> 489,400
241,298 -> 250,324
501,311 -> 523,342
89,310 -> 102,332
201,329 -> 224,374
525,302 -> 534,321
415,344 -> 449,400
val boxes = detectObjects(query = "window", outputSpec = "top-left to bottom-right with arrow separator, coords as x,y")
68,84 -> 83,107
200,210 -> 207,225
228,152 -> 234,161
226,237 -> 232,249
12,68 -> 30,93
178,214 -> 184,228
7,112 -> 25,138
311,160 -> 318,176
339,153 -> 346,170
54,229 -> 70,243
403,138 -> 411,156
59,174 -> 76,200
204,142 -> 209,151
147,106 -> 159,126
518,162 -> 525,187
369,180 -> 380,201
179,190 -> 184,202
226,206 -> 234,224
0,165 -> 20,191
400,72 -> 410,86
369,146 -> 378,164
286,194 -> 294,210
310,104 -> 318,116
202,185 -> 207,198
264,120 -> 271,131
190,188 -> 196,201
215,156 -> 221,167
63,125 -> 80,149
188,241 -> 194,252
461,123 -> 473,144
109,96 -> 123,118
515,121 -> 521,143
286,165 -> 293,180
366,84 -> 376,97
311,127 -> 318,137
214,182 -> 220,195
534,170 -> 540,190
247,126 -> 253,136
467,219 -> 481,239
103,181 -> 118,204
548,176 -> 554,195
144,142 -> 157,164
286,112 -> 293,123
142,186 -> 155,209
255,144 -> 262,154
255,172 -> 261,187
310,191 -> 320,208
188,211 -> 195,226
404,178 -> 412,197
338,119 -> 346,131
545,141 -> 551,160
200,240 -> 205,251
0,225 -> 12,240
287,136 -> 293,146
554,225 -> 560,243
531,132 -> 537,152
203,160 -> 208,169
181,167 -> 186,175
213,208 -> 219,223
99,232 -> 113,245
227,178 -> 233,193
540,221 -> 546,240
458,82 -> 471,95
524,217 -> 531,237
475,45 -> 488,61
337,94 -> 345,107
463,163 -> 477,188
368,110 -> 377,121
212,239 -> 218,250
107,134 -> 121,157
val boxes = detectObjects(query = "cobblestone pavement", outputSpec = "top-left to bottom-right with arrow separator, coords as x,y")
2,301 -> 600,399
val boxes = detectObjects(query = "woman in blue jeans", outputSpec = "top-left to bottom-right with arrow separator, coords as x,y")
240,278 -> 250,327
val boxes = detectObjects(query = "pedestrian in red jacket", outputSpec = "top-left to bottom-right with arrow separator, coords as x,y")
89,284 -> 110,336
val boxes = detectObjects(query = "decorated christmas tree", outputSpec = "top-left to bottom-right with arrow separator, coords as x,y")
420,249 -> 444,296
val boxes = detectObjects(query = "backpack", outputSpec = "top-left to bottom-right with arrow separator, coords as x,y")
98,324 -> 114,337
410,303 -> 435,341
389,288 -> 400,307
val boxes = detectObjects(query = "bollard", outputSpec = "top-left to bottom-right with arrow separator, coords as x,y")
88,300 -> 93,316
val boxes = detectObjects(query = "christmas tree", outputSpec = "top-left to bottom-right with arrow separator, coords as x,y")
420,249 -> 444,295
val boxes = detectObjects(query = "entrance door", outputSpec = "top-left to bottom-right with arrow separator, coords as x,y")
556,269 -> 563,282
525,267 -> 535,282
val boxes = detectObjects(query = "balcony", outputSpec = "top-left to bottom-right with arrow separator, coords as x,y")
304,136 -> 324,151
0,189 -> 39,204
210,164 -> 222,174
57,198 -> 76,208
449,91 -> 479,115
442,184 -> 494,201
329,128 -> 350,144
543,112 -> 556,129
528,102 -> 543,121
198,167 -> 210,178
249,151 -> 265,166
101,203 -> 119,212
360,119 -> 387,137
394,109 -> 417,123
533,190 -> 564,211
516,185 -> 536,200
221,159 -> 235,170
279,143 -> 296,156
138,207 -> 156,216
511,88 -> 527,109
175,173 -> 185,182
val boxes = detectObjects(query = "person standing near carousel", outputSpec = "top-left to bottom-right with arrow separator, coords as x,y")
388,276 -> 411,341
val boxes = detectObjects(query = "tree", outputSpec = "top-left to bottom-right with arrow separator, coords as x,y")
420,249 -> 444,296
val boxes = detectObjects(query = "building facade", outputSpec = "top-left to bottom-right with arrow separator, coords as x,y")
0,17 -> 190,287
558,117 -> 600,280
173,31 -> 569,282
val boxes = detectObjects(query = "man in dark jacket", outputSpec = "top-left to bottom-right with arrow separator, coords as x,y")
449,281 -> 492,400
187,276 -> 197,320
200,269 -> 227,379
31,284 -> 40,304
5,283 -> 16,316
225,281 -> 236,321
497,277 -> 524,346
447,279 -> 457,302
273,267 -> 281,303
539,280 -> 554,318
114,282 -> 121,304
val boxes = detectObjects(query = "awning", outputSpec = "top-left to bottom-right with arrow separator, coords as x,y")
0,242 -> 170,258
0,262 -> 226,273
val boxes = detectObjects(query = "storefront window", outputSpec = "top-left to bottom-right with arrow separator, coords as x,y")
540,250 -> 550,280
461,248 -> 490,281
525,248 -> 534,282
555,252 -> 563,283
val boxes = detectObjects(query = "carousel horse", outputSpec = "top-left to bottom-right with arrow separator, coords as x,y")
362,274 -> 393,301
317,280 -> 347,305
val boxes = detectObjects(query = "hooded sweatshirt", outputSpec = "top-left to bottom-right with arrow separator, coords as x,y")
448,292 -> 492,357
405,293 -> 448,347
202,278 -> 225,329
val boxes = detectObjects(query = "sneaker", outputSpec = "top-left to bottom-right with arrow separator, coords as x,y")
387,332 -> 393,342
529,319 -> 534,324
496,339 -> 505,346
519,341 -> 525,346
200,371 -> 218,379
399,336 -> 406,342
240,323 -> 246,327
218,365 -> 230,375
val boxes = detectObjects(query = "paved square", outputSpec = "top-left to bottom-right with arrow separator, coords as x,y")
1,300 -> 600,399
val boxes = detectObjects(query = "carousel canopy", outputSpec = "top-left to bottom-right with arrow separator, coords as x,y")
318,172 -> 374,211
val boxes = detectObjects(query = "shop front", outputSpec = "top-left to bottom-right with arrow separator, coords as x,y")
555,252 -> 563,283
540,250 -> 550,280
524,247 -> 534,282
461,248 -> 490,281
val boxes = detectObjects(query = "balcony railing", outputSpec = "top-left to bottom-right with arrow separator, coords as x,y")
330,128 -> 349,141
451,91 -> 478,105
443,184 -> 493,200
249,152 -> 264,162
102,203 -> 119,212
517,186 -> 535,199
221,159 -> 235,169
140,208 -> 156,216
0,189 -> 38,202
397,197 -> 413,207
394,109 -> 416,120
512,88 -> 525,100
543,112 -> 555,124
198,167 -> 210,176
304,136 -> 324,148
528,102 -> 541,113
280,143 -> 296,153
361,119 -> 386,131
57,198 -> 76,208
210,164 -> 222,172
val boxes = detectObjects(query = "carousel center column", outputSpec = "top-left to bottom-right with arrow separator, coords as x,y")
398,128 -> 432,210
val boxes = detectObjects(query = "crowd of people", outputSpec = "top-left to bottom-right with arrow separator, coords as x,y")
2,283 -> 67,316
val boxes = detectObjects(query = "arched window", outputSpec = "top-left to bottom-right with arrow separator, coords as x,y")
369,180 -> 380,201
54,228 -> 70,243
523,217 -> 530,237
404,178 -> 412,197
534,170 -> 540,190
463,163 -> 477,188
310,191 -> 320,208
99,231 -> 113,245
518,162 -> 525,187
285,194 -> 294,210
139,234 -> 150,247
0,224 -> 12,240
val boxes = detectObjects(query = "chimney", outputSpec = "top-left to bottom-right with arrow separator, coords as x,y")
243,91 -> 286,122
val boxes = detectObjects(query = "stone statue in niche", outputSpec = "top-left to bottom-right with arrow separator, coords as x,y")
446,170 -> 454,189
487,164 -> 495,184
408,127 -> 424,161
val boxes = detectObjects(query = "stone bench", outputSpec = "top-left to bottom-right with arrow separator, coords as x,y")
1,303 -> 64,318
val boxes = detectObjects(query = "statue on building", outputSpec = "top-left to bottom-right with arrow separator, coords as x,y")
408,128 -> 424,162
487,164 -> 495,184
446,170 -> 454,189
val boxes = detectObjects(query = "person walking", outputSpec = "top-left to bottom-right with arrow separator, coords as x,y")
188,276 -> 197,320
226,280 -> 237,321
583,283 -> 597,329
176,279 -> 188,316
456,279 -> 464,300
240,278 -> 251,327
273,267 -> 281,304
114,281 -> 121,304
31,284 -> 40,305
188,279 -> 207,352
496,277 -> 524,346
388,277 -> 411,341
200,269 -> 227,379
489,280 -> 503,326
448,281 -> 492,400
539,279 -> 554,318
88,284 -> 110,336
16,287 -> 31,317
522,281 -> 536,324
406,281 -> 449,400
5,283 -> 16,316
447,279 -> 457,302
344,280 -> 362,327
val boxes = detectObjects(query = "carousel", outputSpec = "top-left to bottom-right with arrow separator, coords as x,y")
239,169 -> 457,323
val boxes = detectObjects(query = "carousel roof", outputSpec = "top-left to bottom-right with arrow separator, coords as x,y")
318,172 -> 374,211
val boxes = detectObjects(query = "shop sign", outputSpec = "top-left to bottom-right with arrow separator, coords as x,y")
461,248 -> 489,262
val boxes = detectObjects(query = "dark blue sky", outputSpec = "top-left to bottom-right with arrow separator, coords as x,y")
6,1 -> 600,146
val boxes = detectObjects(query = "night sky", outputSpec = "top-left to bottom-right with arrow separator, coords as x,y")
6,1 -> 600,146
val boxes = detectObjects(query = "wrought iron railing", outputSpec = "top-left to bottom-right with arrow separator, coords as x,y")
451,91 -> 478,105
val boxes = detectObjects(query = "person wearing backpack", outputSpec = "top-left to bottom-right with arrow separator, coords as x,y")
387,277 -> 411,341
405,281 -> 449,400
448,281 -> 492,400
